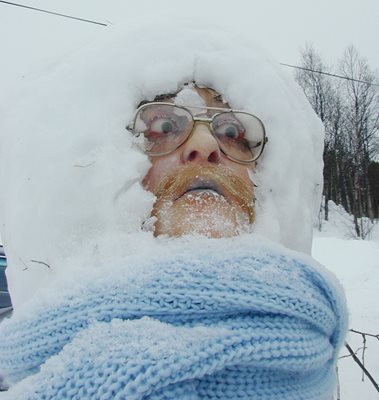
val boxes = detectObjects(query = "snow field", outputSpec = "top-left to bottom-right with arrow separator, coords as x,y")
313,203 -> 379,400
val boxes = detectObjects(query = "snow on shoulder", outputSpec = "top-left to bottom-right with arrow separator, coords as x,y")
0,18 -> 324,307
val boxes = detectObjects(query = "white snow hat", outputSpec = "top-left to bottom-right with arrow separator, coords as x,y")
0,18 -> 324,307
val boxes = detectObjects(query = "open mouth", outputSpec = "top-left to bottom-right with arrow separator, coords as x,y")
178,179 -> 225,199
153,164 -> 255,224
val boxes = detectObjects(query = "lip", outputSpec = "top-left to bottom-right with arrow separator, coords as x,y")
176,178 -> 226,200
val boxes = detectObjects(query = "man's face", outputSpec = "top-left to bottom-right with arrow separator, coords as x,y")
142,86 -> 255,238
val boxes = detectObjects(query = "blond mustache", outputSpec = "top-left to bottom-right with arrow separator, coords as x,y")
152,164 -> 255,223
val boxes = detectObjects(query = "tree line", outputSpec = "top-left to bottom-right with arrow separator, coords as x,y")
295,45 -> 379,237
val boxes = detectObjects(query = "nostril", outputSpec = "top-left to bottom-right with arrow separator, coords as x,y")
188,150 -> 198,162
208,151 -> 220,163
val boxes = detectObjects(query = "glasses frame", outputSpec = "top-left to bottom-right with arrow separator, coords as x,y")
126,102 -> 268,164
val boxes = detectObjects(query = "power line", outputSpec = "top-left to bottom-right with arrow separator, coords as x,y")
280,63 -> 379,87
1,0 -> 378,87
0,0 -> 107,26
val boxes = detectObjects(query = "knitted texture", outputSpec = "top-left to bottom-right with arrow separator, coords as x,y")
0,243 -> 348,399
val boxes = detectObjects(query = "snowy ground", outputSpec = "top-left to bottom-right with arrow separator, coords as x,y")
312,202 -> 379,400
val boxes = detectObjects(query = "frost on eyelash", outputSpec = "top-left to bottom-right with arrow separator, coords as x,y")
213,117 -> 244,131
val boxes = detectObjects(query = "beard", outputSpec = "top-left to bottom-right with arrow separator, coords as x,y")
150,164 -> 255,238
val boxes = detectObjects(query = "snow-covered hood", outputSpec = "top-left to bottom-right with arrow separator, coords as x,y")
0,18 -> 324,307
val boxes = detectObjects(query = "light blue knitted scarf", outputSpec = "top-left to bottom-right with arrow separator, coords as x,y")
0,242 -> 347,399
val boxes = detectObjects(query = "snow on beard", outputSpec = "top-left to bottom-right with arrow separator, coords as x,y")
151,164 -> 254,238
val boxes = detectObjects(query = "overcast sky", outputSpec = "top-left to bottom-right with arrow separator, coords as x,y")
1,0 -> 378,104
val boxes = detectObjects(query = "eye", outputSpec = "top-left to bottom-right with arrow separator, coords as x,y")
222,124 -> 240,139
150,118 -> 176,135
145,114 -> 187,140
213,118 -> 245,140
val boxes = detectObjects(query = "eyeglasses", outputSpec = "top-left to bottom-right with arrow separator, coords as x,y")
126,102 -> 267,164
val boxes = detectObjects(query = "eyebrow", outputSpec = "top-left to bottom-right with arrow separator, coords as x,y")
137,92 -> 177,109
213,93 -> 223,102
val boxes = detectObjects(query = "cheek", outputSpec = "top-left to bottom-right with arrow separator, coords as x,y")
143,154 -> 180,193
224,160 -> 255,189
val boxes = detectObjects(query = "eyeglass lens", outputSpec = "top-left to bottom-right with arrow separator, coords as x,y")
133,104 -> 265,162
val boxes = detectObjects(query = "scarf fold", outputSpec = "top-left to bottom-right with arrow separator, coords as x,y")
0,243 -> 347,399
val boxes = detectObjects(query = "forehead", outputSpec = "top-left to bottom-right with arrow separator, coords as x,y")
174,87 -> 207,108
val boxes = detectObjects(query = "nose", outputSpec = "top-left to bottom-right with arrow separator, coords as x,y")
181,122 -> 221,164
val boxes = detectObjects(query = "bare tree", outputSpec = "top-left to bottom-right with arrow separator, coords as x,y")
339,46 -> 379,235
295,45 -> 346,223
296,45 -> 334,221
296,45 -> 379,236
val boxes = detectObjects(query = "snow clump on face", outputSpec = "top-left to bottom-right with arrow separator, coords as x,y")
0,18 -> 324,307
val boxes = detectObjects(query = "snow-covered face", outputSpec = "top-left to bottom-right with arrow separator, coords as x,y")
142,86 -> 255,238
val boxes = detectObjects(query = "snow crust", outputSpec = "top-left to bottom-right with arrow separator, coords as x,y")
0,18 -> 324,307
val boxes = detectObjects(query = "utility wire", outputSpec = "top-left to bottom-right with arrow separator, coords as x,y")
281,63 -> 379,87
0,0 -> 107,26
1,0 -> 378,87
